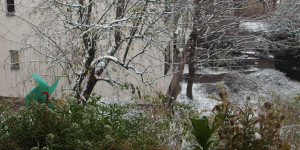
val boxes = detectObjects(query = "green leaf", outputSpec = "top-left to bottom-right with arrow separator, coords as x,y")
191,116 -> 220,150
191,117 -> 210,148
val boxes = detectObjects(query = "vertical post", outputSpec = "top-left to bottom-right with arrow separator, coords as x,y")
43,91 -> 49,124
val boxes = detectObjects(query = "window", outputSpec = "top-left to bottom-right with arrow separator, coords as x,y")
7,0 -> 15,15
10,50 -> 20,70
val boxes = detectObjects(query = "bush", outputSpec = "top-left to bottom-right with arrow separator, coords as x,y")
0,95 -> 169,150
273,94 -> 300,150
1,88 -> 298,150
187,83 -> 297,150
210,84 -> 291,150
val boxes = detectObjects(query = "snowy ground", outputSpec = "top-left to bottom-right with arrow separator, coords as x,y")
183,64 -> 260,75
97,69 -> 300,117
177,69 -> 300,115
177,82 -> 220,116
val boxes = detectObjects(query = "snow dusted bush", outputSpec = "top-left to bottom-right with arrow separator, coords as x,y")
222,73 -> 258,94
178,69 -> 300,149
191,85 -> 297,150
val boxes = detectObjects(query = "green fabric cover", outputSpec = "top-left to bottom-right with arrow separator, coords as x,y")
25,74 -> 59,109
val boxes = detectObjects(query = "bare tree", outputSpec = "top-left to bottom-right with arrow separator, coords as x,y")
2,0 -> 291,104
184,0 -> 278,99
0,0 -> 191,102
263,0 -> 300,80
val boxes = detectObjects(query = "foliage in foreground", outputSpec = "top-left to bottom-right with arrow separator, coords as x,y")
190,116 -> 219,150
0,95 -> 170,150
190,84 -> 299,150
0,89 -> 299,150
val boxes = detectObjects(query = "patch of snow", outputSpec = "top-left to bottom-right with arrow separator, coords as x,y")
103,55 -> 118,62
245,51 -> 256,54
177,69 -> 300,115
98,96 -> 133,105
246,57 -> 259,60
175,27 -> 181,34
221,69 -> 300,104
95,61 -> 105,73
196,66 -> 260,75
240,21 -> 269,32
91,56 -> 119,69
183,64 -> 189,74
197,67 -> 229,75
268,55 -> 274,59
177,83 -> 219,116
248,69 -> 300,100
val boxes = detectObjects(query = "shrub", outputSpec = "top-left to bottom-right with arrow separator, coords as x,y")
210,84 -> 291,150
0,95 -> 169,150
273,94 -> 300,150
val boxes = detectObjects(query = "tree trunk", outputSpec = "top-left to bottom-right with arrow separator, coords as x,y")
186,0 -> 200,100
186,47 -> 196,99
81,0 -> 124,103
186,26 -> 197,99
82,69 -> 98,102
165,0 -> 187,108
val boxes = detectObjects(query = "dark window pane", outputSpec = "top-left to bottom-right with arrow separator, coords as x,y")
7,0 -> 15,13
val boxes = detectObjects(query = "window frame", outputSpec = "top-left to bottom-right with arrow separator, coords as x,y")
6,0 -> 15,16
10,50 -> 20,70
